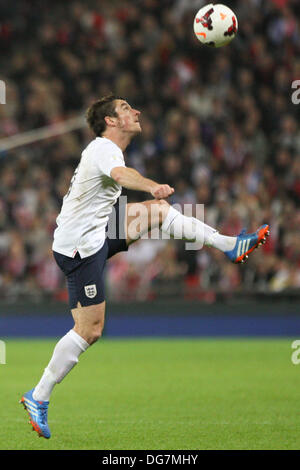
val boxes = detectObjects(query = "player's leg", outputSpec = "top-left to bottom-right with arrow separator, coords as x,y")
125,199 -> 170,245
20,302 -> 105,439
125,199 -> 233,248
33,301 -> 105,400
159,204 -> 269,262
20,247 -> 108,438
125,199 -> 269,262
72,301 -> 105,345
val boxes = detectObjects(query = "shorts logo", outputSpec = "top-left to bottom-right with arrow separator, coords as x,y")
84,284 -> 97,298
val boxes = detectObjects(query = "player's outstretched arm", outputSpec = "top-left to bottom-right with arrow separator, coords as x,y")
111,166 -> 174,199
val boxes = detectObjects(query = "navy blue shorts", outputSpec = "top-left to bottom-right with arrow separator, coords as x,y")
53,201 -> 128,309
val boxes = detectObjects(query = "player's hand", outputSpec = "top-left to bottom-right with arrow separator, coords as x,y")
151,184 -> 175,200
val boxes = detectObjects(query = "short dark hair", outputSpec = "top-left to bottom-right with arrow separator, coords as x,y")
86,93 -> 124,136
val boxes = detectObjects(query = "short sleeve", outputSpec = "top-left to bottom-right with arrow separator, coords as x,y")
94,141 -> 125,177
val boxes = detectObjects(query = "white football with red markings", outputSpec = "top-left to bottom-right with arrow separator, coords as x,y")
193,4 -> 238,47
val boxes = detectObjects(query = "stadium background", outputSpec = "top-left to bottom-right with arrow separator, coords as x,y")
0,0 -> 299,337
1,0 -> 300,452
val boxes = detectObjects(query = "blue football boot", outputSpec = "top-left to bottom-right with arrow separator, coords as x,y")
19,388 -> 51,439
225,224 -> 270,264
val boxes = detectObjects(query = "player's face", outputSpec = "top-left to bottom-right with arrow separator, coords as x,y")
114,100 -> 142,135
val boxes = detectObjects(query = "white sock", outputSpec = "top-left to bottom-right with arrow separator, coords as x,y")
206,231 -> 237,252
161,206 -> 236,252
33,329 -> 89,402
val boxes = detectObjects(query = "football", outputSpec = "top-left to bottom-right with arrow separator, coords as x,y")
193,3 -> 238,47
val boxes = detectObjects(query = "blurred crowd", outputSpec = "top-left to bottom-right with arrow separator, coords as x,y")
0,0 -> 299,302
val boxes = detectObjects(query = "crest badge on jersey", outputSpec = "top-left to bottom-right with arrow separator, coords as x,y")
84,284 -> 97,298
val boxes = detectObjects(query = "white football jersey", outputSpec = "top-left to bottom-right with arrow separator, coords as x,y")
52,137 -> 125,258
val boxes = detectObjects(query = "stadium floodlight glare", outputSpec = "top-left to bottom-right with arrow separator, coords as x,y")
0,115 -> 86,152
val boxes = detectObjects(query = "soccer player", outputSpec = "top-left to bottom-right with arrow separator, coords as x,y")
20,94 -> 269,438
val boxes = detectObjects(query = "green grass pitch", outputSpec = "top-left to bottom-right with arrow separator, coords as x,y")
1,338 -> 300,450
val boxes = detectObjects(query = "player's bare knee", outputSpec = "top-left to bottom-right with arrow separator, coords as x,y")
76,322 -> 104,345
72,302 -> 105,345
91,321 -> 104,344
146,199 -> 170,226
155,199 -> 170,224
158,199 -> 170,210
88,330 -> 102,345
